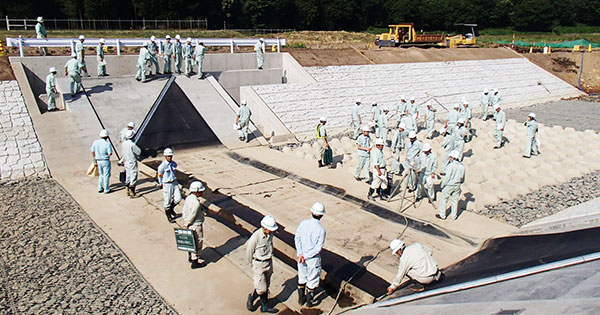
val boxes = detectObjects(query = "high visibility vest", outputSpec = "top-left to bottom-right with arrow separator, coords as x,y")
316,124 -> 327,139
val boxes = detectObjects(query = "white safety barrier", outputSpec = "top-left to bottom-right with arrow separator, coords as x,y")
5,36 -> 286,57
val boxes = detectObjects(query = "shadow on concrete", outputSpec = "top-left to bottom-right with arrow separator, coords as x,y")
23,65 -> 47,114
86,82 -> 113,95
203,234 -> 247,266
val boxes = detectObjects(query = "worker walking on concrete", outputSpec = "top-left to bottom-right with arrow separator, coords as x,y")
407,97 -> 418,118
493,104 -> 506,149
121,129 -> 141,198
162,35 -> 173,74
523,112 -> 539,158
423,101 -> 436,139
295,202 -> 327,307
194,42 -> 207,79
377,107 -> 390,139
157,148 -> 181,223
256,38 -> 265,69
416,143 -> 438,202
453,119 -> 467,161
148,36 -> 160,75
397,96 -> 407,116
369,138 -> 389,201
91,129 -> 113,194
436,150 -> 465,220
135,42 -> 151,83
481,89 -> 491,120
76,35 -> 90,77
402,131 -> 422,192
236,100 -> 252,142
354,126 -> 372,181
391,122 -> 406,175
35,16 -> 49,56
400,111 -> 416,135
438,127 -> 454,173
460,100 -> 472,141
246,215 -> 279,313
445,103 -> 460,135
64,54 -> 82,96
491,88 -> 502,110
183,37 -> 194,77
387,239 -> 441,294
351,99 -> 362,140
316,117 -> 331,168
96,38 -> 107,77
119,122 -> 136,143
174,34 -> 183,74
183,181 -> 207,269
45,67 -> 58,112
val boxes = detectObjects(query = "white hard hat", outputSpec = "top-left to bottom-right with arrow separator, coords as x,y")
99,129 -> 109,138
166,35 -> 171,39
241,100 -> 247,105
371,101 -> 377,106
310,202 -> 326,215
260,215 -> 278,231
189,181 -> 206,192
99,38 -> 105,44
142,41 -> 148,47
37,17 -> 44,22
175,34 -> 181,40
319,116 -> 327,122
127,121 -> 135,128
390,239 -> 405,254
151,35 -> 156,41
426,101 -> 432,107
125,129 -> 135,139
186,37 -> 192,42
383,107 -> 389,112
408,131 -> 417,138
458,118 -> 465,124
494,104 -> 500,110
375,138 -> 385,146
163,148 -> 174,156
49,67 -> 56,73
400,95 -> 406,101
453,103 -> 460,108
79,35 -> 85,40
409,96 -> 415,101
362,126 -> 370,132
462,100 -> 469,105
528,112 -> 536,118
356,99 -> 362,104
259,38 -> 264,42
398,122 -> 406,129
422,142 -> 432,151
439,127 -> 447,134
449,150 -> 460,159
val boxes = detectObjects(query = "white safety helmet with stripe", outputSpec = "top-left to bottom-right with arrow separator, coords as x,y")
99,38 -> 105,44
375,138 -> 385,146
528,112 -> 536,119
189,181 -> 205,192
390,239 -> 405,254
422,142 -> 432,152
409,131 -> 417,139
261,215 -> 278,231
49,67 -> 57,73
449,150 -> 460,159
99,129 -> 109,138
163,148 -> 174,156
310,202 -> 326,216
319,116 -> 327,122
362,126 -> 370,132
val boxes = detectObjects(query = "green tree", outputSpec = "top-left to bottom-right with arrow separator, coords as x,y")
512,0 -> 554,31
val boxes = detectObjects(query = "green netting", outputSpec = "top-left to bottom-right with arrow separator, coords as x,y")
496,39 -> 600,48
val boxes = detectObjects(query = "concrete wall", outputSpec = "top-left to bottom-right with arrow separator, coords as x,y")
240,86 -> 294,142
214,69 -> 283,102
253,58 -> 584,136
281,53 -> 317,84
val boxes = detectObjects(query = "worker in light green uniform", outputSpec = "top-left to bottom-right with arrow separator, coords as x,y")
183,37 -> 194,77
368,138 -> 389,201
459,101 -> 472,142
490,88 -> 502,110
453,119 -> 467,161
351,99 -> 362,140
439,127 -> 454,172
174,34 -> 183,74
45,67 -> 58,111
523,113 -> 539,158
423,101 -> 436,139
371,102 -> 381,124
377,107 -> 390,140
391,122 -> 406,175
135,42 -> 150,83
96,38 -> 107,76
416,143 -> 438,202
437,150 -> 465,220
236,100 -> 252,142
35,17 -> 48,56
480,89 -> 491,120
397,96 -> 407,116
354,126 -> 372,181
406,97 -> 418,117
402,131 -> 422,192
445,103 -> 460,135
401,111 -> 416,135
75,35 -> 89,76
148,36 -> 160,75
194,42 -> 207,79
493,105 -> 506,149
64,54 -> 82,96
162,35 -> 173,74
256,38 -> 265,69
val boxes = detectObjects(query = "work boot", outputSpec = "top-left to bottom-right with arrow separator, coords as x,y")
297,285 -> 306,306
247,290 -> 259,311
259,293 -> 278,313
318,160 -> 324,168
125,185 -> 131,197
165,211 -> 175,223
130,185 -> 136,198
368,188 -> 375,201
190,259 -> 203,269
408,282 -> 425,292
379,188 -> 389,201
188,252 -> 193,263
168,202 -> 178,220
306,289 -> 316,307
366,172 -> 373,184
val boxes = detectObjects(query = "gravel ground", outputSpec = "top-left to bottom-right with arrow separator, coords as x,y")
504,100 -> 600,132
0,178 -> 175,314
478,170 -> 600,227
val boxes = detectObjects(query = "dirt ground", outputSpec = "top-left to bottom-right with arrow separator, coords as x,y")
524,51 -> 600,94
0,56 -> 15,80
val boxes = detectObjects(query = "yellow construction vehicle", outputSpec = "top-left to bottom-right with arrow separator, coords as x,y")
375,23 -> 446,47
445,23 -> 478,47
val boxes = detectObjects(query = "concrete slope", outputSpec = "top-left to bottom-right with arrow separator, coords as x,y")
175,76 -> 265,150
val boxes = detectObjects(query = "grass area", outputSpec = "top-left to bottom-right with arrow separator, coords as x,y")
0,29 -> 268,40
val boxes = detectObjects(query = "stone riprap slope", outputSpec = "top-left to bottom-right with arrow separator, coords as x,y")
253,58 -> 582,137
0,179 -> 175,314
0,81 -> 49,181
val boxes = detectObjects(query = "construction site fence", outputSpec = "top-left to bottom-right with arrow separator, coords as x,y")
496,39 -> 600,49
4,16 -> 209,31
4,37 -> 287,57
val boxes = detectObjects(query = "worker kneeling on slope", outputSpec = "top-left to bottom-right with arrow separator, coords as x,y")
246,215 -> 279,313
387,239 -> 442,294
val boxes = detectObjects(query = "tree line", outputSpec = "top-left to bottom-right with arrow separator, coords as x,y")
2,0 -> 600,32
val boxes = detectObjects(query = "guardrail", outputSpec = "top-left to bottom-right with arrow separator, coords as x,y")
4,16 -> 208,31
5,37 -> 287,57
